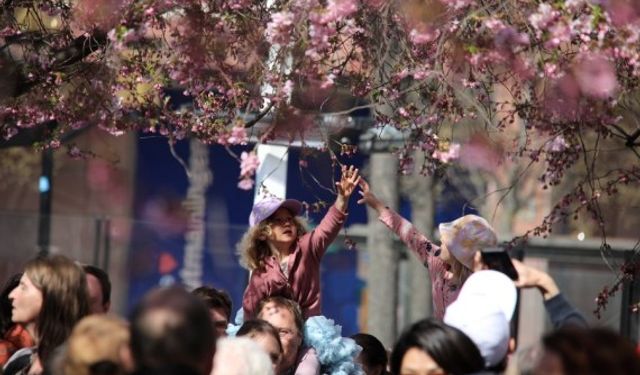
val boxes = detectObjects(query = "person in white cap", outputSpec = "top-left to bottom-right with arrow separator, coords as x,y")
444,270 -> 517,373
357,178 -> 498,319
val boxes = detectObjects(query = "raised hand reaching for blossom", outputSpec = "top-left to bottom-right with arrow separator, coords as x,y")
335,165 -> 360,213
357,178 -> 386,213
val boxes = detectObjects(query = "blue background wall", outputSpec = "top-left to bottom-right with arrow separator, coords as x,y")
128,135 -> 474,335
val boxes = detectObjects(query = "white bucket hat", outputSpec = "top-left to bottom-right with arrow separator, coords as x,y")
438,215 -> 497,269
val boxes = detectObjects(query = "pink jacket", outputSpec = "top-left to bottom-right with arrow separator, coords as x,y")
243,205 -> 347,319
379,208 -> 461,320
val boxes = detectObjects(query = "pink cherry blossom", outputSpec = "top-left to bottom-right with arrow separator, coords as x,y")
529,3 -> 559,32
321,0 -> 359,24
458,135 -> 504,172
266,11 -> 295,46
432,143 -> 460,163
4,0 -> 640,275
573,53 -> 619,99
547,136 -> 569,153
440,0 -> 474,10
227,126 -> 248,145
240,151 -> 260,178
409,28 -> 439,45
237,177 -> 255,190
73,0 -> 125,31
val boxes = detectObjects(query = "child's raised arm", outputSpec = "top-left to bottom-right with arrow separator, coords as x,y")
334,165 -> 361,213
357,178 -> 386,213
356,177 -> 440,263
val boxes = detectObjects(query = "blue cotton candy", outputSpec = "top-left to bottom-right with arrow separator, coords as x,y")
234,308 -> 245,325
226,308 -> 245,336
303,316 -> 364,375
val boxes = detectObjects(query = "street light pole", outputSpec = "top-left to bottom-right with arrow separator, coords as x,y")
37,149 -> 53,255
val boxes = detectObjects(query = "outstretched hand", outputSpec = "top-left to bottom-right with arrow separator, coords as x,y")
336,165 -> 360,199
511,259 -> 559,300
335,165 -> 360,213
357,178 -> 386,212
473,253 -> 560,301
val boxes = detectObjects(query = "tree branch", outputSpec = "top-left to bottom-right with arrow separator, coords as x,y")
244,102 -> 274,128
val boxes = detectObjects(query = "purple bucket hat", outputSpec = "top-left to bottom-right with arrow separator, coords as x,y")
249,197 -> 303,227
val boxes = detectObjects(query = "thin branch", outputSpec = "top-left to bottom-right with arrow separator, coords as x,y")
168,140 -> 190,179
244,102 -> 274,128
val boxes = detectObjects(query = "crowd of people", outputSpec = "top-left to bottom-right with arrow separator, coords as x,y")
1,165 -> 639,375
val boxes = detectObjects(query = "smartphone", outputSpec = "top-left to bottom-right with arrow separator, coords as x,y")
480,247 -> 519,280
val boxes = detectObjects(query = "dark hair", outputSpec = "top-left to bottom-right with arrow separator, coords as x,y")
130,286 -> 215,375
237,319 -> 283,353
0,273 -> 22,335
256,296 -> 304,334
191,286 -> 232,321
542,326 -> 640,375
89,360 -> 122,375
390,319 -> 484,375
83,265 -> 111,306
25,255 -> 90,364
351,333 -> 388,373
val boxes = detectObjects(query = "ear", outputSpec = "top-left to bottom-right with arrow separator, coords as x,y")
508,337 -> 517,354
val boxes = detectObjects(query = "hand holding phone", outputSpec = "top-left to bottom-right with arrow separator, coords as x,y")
480,247 -> 519,280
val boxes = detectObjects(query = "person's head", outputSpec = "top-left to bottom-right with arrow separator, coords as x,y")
191,286 -> 232,337
256,297 -> 304,374
390,318 -> 484,375
351,333 -> 387,375
535,326 -> 640,375
438,215 -> 497,282
0,273 -> 22,335
62,314 -> 130,375
9,255 -> 90,364
211,337 -> 275,375
83,265 -> 111,314
237,319 -> 283,373
239,198 -> 307,271
444,270 -> 517,371
129,286 -> 215,375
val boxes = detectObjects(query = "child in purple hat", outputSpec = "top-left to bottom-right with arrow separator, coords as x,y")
238,165 -> 361,320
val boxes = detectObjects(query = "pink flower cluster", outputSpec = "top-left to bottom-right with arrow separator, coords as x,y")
432,143 -> 460,164
238,151 -> 260,191
266,11 -> 295,46
321,0 -> 359,24
573,52 -> 618,99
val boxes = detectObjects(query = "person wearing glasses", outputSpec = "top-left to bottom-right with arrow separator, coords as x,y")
256,297 -> 319,375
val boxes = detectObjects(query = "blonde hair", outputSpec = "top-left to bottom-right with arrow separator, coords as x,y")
212,337 -> 274,375
450,260 -> 473,286
62,315 -> 130,375
237,216 -> 307,271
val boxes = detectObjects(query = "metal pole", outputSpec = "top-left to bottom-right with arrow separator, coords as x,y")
37,149 -> 53,255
